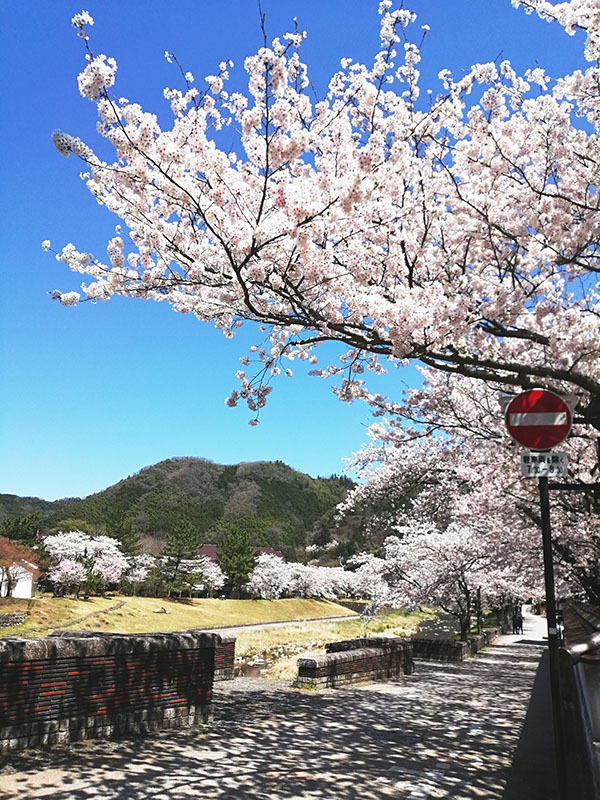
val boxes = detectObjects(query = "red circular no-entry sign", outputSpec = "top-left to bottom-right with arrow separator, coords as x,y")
505,389 -> 572,451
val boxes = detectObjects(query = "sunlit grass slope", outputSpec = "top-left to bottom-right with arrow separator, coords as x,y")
0,595 -> 357,638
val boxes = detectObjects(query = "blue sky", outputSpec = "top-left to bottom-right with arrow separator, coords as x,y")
0,1 -> 586,501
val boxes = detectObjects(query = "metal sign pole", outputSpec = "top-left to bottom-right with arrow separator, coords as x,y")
538,475 -> 568,800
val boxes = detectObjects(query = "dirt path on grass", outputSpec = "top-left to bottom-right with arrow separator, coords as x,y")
50,600 -> 126,633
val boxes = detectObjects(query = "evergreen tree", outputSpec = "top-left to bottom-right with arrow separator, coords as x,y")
215,517 -> 257,598
1,512 -> 40,545
107,516 -> 141,556
161,520 -> 200,597
50,518 -> 92,535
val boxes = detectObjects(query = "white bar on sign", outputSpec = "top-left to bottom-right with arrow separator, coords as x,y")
509,412 -> 567,426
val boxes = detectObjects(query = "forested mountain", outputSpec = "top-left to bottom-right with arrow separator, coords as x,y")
0,458 -> 355,559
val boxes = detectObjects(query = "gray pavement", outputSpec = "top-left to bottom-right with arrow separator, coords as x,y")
0,611 -> 555,800
192,614 -> 359,637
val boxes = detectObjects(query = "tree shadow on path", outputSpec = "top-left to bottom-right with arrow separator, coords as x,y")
0,635 -> 549,800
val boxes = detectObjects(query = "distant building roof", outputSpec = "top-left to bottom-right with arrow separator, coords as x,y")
198,544 -> 284,562
198,544 -> 218,561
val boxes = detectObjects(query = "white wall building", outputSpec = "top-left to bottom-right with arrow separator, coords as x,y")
0,560 -> 39,599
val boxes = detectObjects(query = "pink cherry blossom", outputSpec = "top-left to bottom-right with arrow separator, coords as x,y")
46,5 -> 600,609
247,553 -> 358,601
48,558 -> 87,593
45,3 -> 600,430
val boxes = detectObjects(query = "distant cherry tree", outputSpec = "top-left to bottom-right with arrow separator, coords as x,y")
125,553 -> 156,587
92,550 -> 130,595
43,530 -> 129,596
197,556 -> 227,596
247,552 -> 357,600
247,553 -> 292,600
47,558 -> 88,599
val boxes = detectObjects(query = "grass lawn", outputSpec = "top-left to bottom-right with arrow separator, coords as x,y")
0,595 -> 358,638
0,597 -> 437,683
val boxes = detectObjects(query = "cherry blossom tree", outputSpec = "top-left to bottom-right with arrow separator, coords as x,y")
43,530 -> 123,563
378,524 -> 538,640
247,552 -> 358,600
45,3 -> 600,608
43,530 -> 130,596
47,558 -> 88,599
124,553 -> 156,589
155,556 -> 226,597
43,530 -> 96,562
343,430 -> 548,635
337,362 -> 600,629
350,552 -> 390,608
46,3 -> 600,430
288,562 -> 357,600
198,555 -> 227,596
92,550 -> 130,595
247,553 -> 292,599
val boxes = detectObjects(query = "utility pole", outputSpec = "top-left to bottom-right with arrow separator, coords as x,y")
504,389 -> 573,800
538,475 -> 568,800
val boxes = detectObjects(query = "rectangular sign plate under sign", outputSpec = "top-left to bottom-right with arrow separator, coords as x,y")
520,451 -> 568,478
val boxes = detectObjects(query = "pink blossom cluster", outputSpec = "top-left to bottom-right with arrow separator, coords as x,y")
247,553 -> 360,601
339,365 -> 600,608
125,553 -> 156,585
44,530 -> 122,561
92,551 -> 130,587
174,557 -> 226,593
72,11 -> 94,30
44,530 -> 130,592
45,1 -> 600,435
48,558 -> 87,590
78,54 -> 117,101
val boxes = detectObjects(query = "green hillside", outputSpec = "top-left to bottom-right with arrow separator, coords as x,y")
0,458 -> 355,558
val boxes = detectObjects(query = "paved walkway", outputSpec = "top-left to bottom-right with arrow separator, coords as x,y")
192,614 -> 359,637
0,612 -> 555,799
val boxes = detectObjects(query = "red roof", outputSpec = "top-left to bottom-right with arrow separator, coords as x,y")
198,544 -> 218,561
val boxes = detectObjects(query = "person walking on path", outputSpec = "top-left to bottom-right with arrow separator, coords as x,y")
512,611 -> 520,634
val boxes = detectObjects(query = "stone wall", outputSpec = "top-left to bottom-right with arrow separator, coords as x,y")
0,630 -> 220,752
469,629 -> 502,653
214,635 -> 236,681
411,638 -> 470,662
0,612 -> 28,628
411,628 -> 502,663
296,637 -> 413,689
